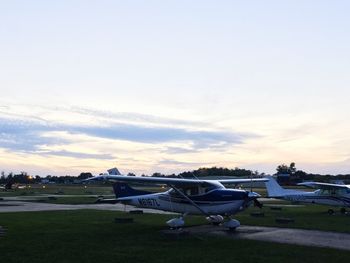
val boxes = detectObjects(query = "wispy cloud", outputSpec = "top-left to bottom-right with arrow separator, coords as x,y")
42,150 -> 114,160
0,105 -> 254,157
0,118 -> 67,152
163,146 -> 199,154
69,107 -> 207,127
159,159 -> 210,167
71,124 -> 245,146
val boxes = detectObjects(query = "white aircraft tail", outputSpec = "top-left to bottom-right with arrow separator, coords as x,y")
108,167 -> 121,175
265,177 -> 288,197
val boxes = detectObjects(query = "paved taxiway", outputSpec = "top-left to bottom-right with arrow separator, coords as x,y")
167,225 -> 350,251
0,201 -> 172,214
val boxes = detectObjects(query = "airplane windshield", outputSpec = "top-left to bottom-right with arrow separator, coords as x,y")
319,188 -> 347,195
169,184 -> 215,197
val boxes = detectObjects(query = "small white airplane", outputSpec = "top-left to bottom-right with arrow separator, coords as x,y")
265,177 -> 350,214
86,168 -> 268,229
0,182 -> 26,190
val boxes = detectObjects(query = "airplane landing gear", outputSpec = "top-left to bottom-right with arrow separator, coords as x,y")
206,215 -> 224,225
166,217 -> 185,229
223,218 -> 240,230
166,213 -> 188,229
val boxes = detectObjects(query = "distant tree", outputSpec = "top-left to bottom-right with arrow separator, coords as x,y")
127,173 -> 136,176
77,172 -> 93,180
152,172 -> 164,177
276,164 -> 289,174
294,170 -> 310,180
289,162 -> 296,174
0,171 -> 5,184
35,175 -> 41,183
179,167 -> 253,178
276,163 -> 297,175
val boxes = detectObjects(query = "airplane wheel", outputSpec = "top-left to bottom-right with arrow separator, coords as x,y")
340,208 -> 346,214
328,209 -> 334,215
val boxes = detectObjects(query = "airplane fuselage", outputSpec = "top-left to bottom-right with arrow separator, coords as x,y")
281,191 -> 350,207
119,188 -> 249,215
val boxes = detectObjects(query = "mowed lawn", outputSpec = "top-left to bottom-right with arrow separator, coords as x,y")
0,210 -> 350,263
236,204 -> 350,233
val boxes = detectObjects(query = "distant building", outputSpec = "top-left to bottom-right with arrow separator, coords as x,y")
40,179 -> 50,184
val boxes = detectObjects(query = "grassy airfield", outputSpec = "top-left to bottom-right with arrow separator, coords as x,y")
0,184 -> 115,196
0,210 -> 350,263
1,184 -> 350,262
1,184 -> 350,233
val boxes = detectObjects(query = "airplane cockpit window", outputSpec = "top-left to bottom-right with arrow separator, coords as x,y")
185,187 -> 198,196
168,185 -> 214,197
320,189 -> 330,195
336,189 -> 347,195
320,188 -> 347,195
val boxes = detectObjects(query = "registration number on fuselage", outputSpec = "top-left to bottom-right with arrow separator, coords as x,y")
138,198 -> 160,207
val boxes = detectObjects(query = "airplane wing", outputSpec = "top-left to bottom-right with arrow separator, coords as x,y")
85,175 -> 268,187
217,178 -> 268,185
298,182 -> 350,190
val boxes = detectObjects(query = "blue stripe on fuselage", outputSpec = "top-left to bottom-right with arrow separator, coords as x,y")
159,189 -> 248,205
299,195 -> 350,206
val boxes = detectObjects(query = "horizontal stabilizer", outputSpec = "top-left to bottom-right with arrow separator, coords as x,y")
113,182 -> 152,198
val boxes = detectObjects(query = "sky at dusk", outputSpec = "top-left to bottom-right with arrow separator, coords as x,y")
1,1 -> 350,176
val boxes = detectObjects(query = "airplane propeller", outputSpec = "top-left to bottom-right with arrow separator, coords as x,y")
253,198 -> 263,208
249,172 -> 263,208
246,191 -> 263,209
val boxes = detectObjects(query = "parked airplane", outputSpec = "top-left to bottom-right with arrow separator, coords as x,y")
0,182 -> 26,190
86,168 -> 268,229
265,177 -> 350,214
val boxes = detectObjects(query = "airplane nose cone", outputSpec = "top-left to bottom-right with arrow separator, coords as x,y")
248,191 -> 261,198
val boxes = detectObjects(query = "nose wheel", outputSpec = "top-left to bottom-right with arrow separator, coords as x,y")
223,217 -> 240,230
166,215 -> 185,229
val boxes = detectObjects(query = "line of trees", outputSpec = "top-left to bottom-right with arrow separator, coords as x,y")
1,164 -> 350,185
0,171 -> 93,185
276,162 -> 350,184
0,167 -> 259,185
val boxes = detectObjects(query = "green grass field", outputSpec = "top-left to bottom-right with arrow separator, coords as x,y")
0,184 -> 114,196
1,182 -> 350,262
0,210 -> 350,263
237,204 -> 350,233
2,184 -> 350,233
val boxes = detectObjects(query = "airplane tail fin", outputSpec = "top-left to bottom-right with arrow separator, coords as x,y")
113,183 -> 152,199
108,167 -> 121,175
265,177 -> 287,197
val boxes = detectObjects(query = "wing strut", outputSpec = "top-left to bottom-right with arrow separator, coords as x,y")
170,184 -> 209,216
